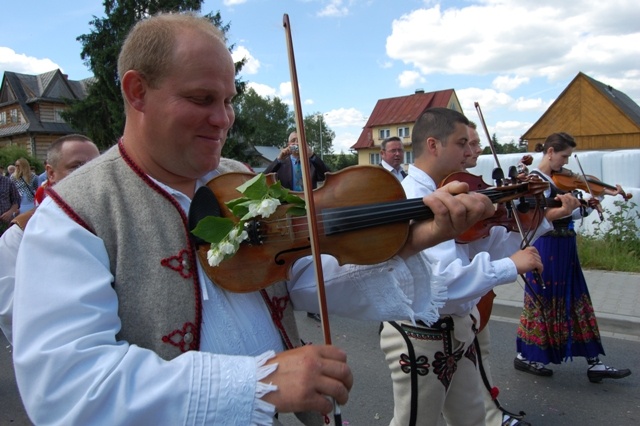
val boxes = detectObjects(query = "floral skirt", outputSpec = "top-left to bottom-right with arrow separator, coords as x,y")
516,234 -> 605,364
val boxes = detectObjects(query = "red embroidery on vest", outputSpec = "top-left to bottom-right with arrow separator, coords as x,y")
162,322 -> 198,352
260,290 -> 295,349
161,249 -> 194,279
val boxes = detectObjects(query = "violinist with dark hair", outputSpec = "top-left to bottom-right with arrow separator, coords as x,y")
515,132 -> 632,382
379,108 -> 580,426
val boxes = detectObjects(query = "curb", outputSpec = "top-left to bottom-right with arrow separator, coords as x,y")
492,299 -> 640,341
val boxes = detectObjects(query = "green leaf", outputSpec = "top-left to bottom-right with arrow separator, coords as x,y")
283,192 -> 306,206
231,202 -> 251,220
191,216 -> 236,244
236,174 -> 268,200
287,206 -> 307,217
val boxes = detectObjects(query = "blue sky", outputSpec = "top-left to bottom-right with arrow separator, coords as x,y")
2,0 -> 639,154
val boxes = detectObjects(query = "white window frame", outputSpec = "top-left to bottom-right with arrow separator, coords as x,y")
0,111 -> 6,125
370,153 -> 381,165
379,129 -> 390,139
398,127 -> 410,138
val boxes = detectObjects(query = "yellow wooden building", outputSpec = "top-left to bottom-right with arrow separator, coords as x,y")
351,89 -> 463,166
523,72 -> 640,151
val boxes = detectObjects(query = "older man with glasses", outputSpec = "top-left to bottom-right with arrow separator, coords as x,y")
380,136 -> 407,181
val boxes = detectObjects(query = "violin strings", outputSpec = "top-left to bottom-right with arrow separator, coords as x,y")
232,185 -> 532,245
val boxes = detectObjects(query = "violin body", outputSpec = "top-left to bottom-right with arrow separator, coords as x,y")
551,167 -> 632,200
197,166 -> 410,292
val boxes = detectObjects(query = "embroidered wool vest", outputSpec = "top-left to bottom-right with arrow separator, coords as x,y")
49,145 -> 304,360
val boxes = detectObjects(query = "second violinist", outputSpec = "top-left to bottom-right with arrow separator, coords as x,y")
515,132 -> 632,382
378,109 -> 579,426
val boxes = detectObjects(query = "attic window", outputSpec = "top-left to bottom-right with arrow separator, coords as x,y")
379,129 -> 390,139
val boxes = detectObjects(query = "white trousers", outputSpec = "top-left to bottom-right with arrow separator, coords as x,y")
380,311 -> 486,426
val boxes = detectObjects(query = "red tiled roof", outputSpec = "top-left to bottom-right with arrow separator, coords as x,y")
352,89 -> 455,150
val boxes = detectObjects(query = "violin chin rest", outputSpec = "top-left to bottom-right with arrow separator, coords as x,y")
188,185 -> 222,246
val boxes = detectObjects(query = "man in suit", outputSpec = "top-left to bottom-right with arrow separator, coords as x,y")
380,136 -> 406,181
264,131 -> 330,322
264,131 -> 329,191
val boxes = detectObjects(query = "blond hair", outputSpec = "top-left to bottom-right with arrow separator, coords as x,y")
12,157 -> 33,184
117,12 -> 226,99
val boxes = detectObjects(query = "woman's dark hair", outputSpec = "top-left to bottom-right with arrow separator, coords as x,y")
535,132 -> 577,153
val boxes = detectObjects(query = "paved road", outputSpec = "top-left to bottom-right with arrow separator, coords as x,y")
2,307 -> 639,425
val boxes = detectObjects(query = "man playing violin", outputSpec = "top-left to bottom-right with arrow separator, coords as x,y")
379,108 -> 580,426
11,12 -> 499,426
515,132 -> 631,383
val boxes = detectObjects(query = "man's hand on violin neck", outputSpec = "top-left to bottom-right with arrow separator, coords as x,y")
400,182 -> 495,258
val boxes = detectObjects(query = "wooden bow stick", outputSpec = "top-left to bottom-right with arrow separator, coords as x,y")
283,14 -> 342,425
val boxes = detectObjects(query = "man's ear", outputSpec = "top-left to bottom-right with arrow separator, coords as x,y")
426,137 -> 440,154
121,70 -> 147,112
45,164 -> 56,185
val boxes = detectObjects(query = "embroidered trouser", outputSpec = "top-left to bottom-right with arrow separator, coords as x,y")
477,326 -> 502,426
380,313 -> 485,426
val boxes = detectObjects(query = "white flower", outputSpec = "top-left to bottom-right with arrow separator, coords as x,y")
247,197 -> 281,219
207,248 -> 225,267
229,227 -> 248,244
219,240 -> 237,255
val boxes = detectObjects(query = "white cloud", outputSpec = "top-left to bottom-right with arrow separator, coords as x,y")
397,70 -> 425,88
325,107 -> 367,128
317,0 -> 349,18
232,46 -> 260,75
223,0 -> 247,6
247,82 -> 277,98
512,97 -> 552,112
385,1 -> 640,86
0,47 -> 61,75
492,75 -> 529,92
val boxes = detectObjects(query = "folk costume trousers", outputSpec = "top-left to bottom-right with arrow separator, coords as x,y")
380,309 -> 485,426
477,326 -> 502,426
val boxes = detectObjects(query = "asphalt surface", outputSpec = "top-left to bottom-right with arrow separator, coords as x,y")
2,269 -> 638,425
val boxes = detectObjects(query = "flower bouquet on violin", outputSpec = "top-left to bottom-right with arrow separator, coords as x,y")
190,172 -> 306,293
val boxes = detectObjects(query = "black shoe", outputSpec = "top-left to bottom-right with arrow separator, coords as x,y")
307,312 -> 321,322
514,357 -> 553,377
587,363 -> 631,383
502,414 -> 531,426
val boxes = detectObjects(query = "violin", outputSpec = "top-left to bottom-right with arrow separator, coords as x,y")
551,167 -> 632,201
441,171 -> 549,244
194,166 -> 547,293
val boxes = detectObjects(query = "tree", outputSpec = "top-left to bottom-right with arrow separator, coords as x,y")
63,0 -> 245,150
481,133 -> 526,155
302,113 -> 334,160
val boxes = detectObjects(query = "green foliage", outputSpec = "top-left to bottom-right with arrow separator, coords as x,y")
64,0 -> 244,150
324,152 -> 358,171
302,113 -> 334,159
481,133 -> 526,155
0,146 -> 43,173
578,200 -> 640,272
227,88 -> 294,162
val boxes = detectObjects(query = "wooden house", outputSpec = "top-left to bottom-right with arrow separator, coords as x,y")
0,69 -> 91,160
522,72 -> 640,151
351,89 -> 463,166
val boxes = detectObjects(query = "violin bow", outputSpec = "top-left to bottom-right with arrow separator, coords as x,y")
283,14 -> 342,424
474,102 -> 546,289
574,154 -> 604,221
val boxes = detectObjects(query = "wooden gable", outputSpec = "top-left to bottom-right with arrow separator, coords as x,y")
523,72 -> 640,151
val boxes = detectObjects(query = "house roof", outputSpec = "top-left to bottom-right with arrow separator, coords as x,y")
352,89 -> 455,150
583,73 -> 640,128
0,69 -> 91,137
523,72 -> 640,140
